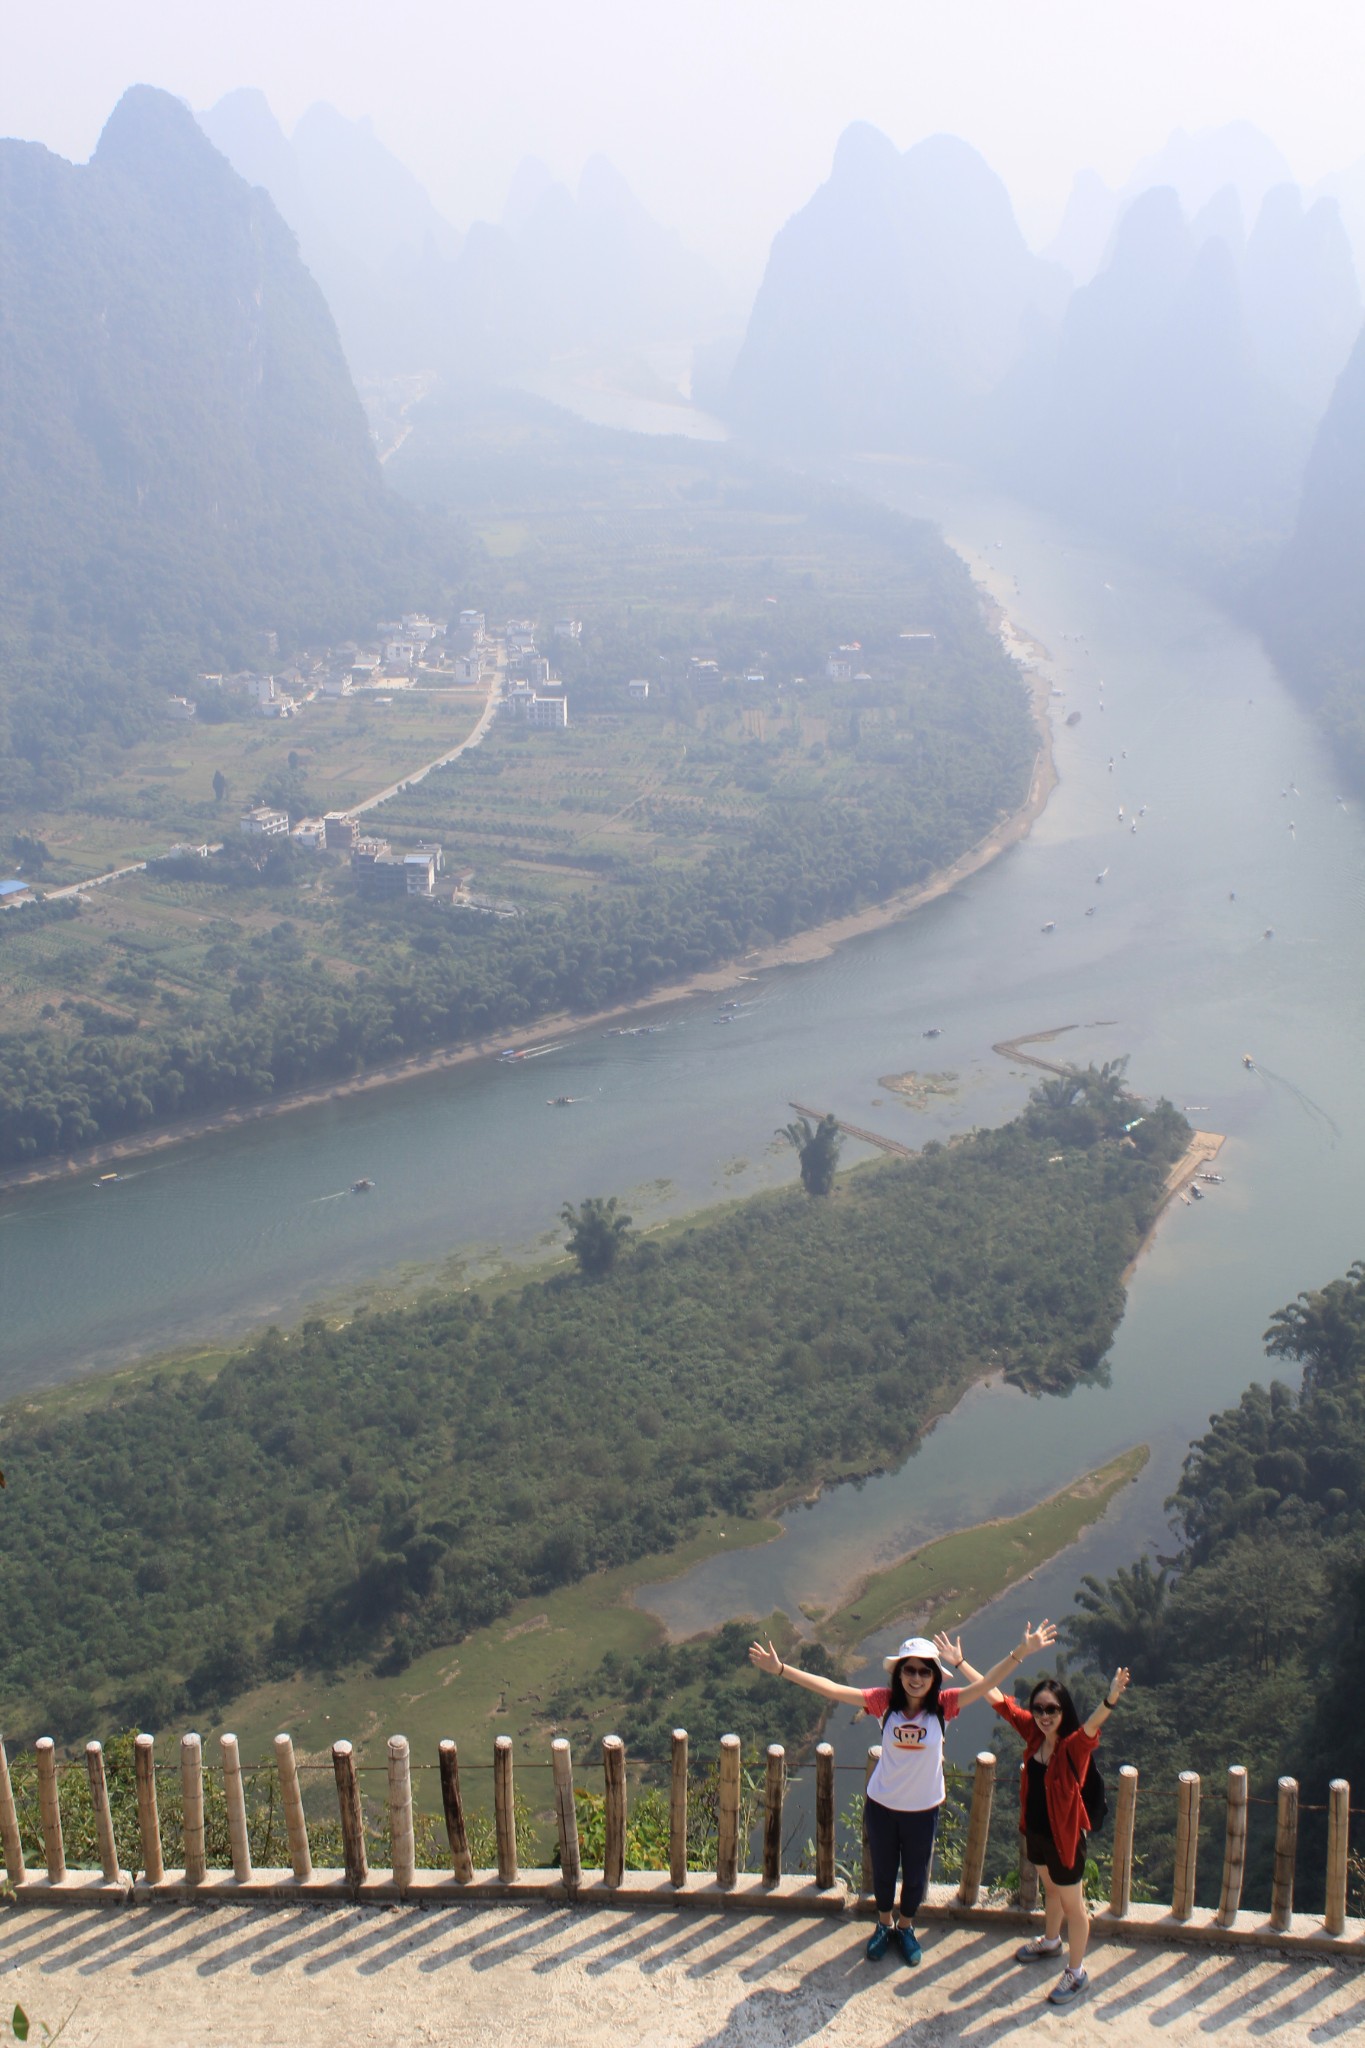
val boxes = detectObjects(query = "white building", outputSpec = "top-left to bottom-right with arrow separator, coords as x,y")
163,695 -> 197,720
240,806 -> 290,839
627,678 -> 650,702
553,619 -> 582,641
459,609 -> 486,640
826,655 -> 853,682
526,693 -> 568,729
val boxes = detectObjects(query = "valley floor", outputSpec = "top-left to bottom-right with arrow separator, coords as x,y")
6,1900 -> 1363,2046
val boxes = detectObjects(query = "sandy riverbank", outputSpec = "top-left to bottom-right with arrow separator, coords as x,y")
0,628 -> 1058,1197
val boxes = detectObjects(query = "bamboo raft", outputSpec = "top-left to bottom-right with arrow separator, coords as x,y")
1,1728 -> 1362,1961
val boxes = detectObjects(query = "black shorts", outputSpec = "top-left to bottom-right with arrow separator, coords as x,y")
1025,1830 -> 1087,1887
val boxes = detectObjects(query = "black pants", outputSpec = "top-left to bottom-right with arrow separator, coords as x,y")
864,1795 -> 939,1919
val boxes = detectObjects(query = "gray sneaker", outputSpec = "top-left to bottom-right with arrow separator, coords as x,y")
1047,1966 -> 1089,2006
1015,1936 -> 1063,1963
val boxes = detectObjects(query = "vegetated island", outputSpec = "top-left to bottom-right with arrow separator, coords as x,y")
0,418 -> 1052,1186
0,1064 -> 1186,1759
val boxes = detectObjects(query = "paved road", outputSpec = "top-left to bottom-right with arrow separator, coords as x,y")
6,1902 -> 1362,2047
350,674 -> 501,819
45,861 -> 148,900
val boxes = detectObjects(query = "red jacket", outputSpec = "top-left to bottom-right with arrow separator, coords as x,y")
991,1695 -> 1099,1868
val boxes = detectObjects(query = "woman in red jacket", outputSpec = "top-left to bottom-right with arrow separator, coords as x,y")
948,1640 -> 1130,2006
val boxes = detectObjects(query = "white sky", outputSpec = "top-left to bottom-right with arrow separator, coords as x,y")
6,0 -> 1365,279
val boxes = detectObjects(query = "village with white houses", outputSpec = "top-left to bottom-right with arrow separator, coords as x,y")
1,602 -> 933,913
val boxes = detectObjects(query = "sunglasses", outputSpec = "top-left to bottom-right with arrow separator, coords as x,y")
1032,1703 -> 1062,1717
900,1662 -> 935,1678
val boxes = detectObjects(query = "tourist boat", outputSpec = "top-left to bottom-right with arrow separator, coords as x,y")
351,1179 -> 375,1193
922,1026 -> 943,1038
1198,1172 -> 1224,1184
1041,921 -> 1056,933
548,1097 -> 574,1107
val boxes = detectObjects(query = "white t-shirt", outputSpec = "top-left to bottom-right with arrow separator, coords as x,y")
862,1686 -> 962,1811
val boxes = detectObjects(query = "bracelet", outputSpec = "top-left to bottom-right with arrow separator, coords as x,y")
779,1661 -> 786,1678
1104,1695 -> 1119,1710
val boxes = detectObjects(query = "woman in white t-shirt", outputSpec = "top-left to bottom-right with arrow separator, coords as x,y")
749,1619 -> 1057,1964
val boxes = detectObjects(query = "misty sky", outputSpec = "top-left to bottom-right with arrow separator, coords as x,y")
9,0 -> 1365,275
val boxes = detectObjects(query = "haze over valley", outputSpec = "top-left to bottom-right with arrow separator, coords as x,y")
3,8 -> 1365,1982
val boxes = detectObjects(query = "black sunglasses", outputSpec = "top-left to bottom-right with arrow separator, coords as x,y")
900,1661 -> 936,1678
1032,1702 -> 1062,1717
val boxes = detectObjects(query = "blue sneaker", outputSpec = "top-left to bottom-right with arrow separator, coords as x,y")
1047,1966 -> 1089,2006
895,1926 -> 922,1966
865,1924 -> 893,1962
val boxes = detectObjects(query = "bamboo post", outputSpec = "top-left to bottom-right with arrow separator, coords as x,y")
134,1735 -> 164,1884
1216,1766 -> 1247,1927
551,1739 -> 581,1890
861,1746 -> 880,1895
35,1739 -> 66,1884
332,1740 -> 368,1885
716,1734 -> 741,1888
1270,1776 -> 1299,1932
815,1742 -> 835,1891
957,1752 -> 997,1906
85,1743 -> 122,1885
219,1734 -> 252,1882
493,1735 -> 517,1883
386,1736 -> 414,1891
762,1744 -> 785,1884
438,1740 -> 473,1882
669,1729 -> 688,1888
274,1734 -> 311,1882
1019,1842 -> 1039,1913
1325,1779 -> 1350,1938
1108,1764 -> 1138,1918
181,1733 -> 206,1885
602,1734 -> 627,1888
1172,1770 -> 1200,1920
0,1738 -> 26,1886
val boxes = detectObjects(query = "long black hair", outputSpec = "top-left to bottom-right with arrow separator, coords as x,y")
886,1657 -> 946,1732
1027,1676 -> 1081,1739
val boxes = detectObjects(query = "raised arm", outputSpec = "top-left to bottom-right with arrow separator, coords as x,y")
952,1620 -> 1058,1707
933,1631 -> 1004,1704
748,1636 -> 867,1706
1083,1665 -> 1131,1737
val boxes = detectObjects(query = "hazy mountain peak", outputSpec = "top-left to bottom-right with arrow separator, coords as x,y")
502,155 -> 559,230
1043,166 -> 1120,284
1126,121 -> 1292,223
1190,184 -> 1245,257
829,119 -> 899,184
95,84 -> 221,184
578,153 -> 640,217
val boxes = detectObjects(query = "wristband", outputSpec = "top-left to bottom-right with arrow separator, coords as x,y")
1104,1695 -> 1119,1710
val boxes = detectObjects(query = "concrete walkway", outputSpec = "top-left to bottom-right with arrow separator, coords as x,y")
5,1903 -> 1364,2047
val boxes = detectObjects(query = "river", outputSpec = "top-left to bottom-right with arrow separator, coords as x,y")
4,467 -> 1363,1768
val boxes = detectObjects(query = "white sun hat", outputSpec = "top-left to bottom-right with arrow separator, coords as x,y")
882,1635 -> 943,1673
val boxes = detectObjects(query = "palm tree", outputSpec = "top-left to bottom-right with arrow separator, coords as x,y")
560,1195 -> 634,1277
777,1113 -> 841,1196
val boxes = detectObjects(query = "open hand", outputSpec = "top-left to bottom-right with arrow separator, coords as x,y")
1019,1620 -> 1058,1658
933,1631 -> 964,1670
748,1637 -> 782,1676
1109,1666 -> 1131,1700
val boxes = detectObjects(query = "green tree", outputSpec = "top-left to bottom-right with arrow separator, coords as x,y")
778,1113 -> 842,1196
561,1195 -> 634,1277
212,769 -> 228,803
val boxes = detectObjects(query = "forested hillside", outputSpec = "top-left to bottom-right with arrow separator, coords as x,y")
1260,332 -> 1365,789
0,1072 -> 1187,1741
0,85 -> 436,806
1064,1259 -> 1365,1901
